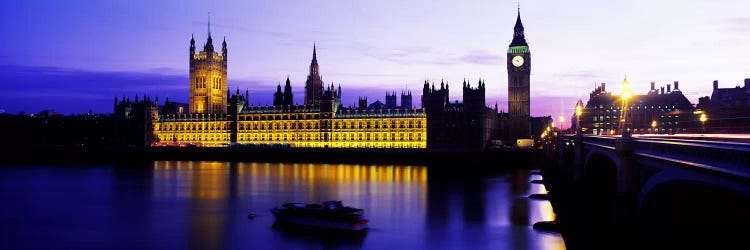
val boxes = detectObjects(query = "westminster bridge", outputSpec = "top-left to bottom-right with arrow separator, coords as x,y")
539,132 -> 750,247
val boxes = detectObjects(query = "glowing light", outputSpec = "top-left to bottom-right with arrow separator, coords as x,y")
619,75 -> 633,136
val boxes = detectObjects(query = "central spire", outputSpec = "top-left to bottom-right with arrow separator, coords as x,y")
204,12 -> 214,52
312,43 -> 317,64
309,43 -> 319,76
305,43 -> 323,105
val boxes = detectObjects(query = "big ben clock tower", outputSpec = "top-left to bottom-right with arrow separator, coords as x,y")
507,9 -> 531,139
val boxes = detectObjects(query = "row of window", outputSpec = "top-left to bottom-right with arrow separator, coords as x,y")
239,114 -> 320,121
161,135 -> 229,141
194,76 -> 223,89
235,132 -> 424,142
236,121 -> 424,130
592,115 -> 681,122
158,119 -> 424,132
157,132 -> 425,143
159,123 -> 228,131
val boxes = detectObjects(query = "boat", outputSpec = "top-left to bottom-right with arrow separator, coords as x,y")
270,200 -> 369,231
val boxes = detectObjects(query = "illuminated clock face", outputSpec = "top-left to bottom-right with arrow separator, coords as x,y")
512,55 -> 524,67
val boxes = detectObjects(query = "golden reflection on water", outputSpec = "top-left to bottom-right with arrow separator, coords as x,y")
148,161 -> 563,249
151,161 -> 428,206
151,161 -> 428,249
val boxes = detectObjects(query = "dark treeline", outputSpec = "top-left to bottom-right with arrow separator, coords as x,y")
0,113 -> 116,165
0,113 -> 115,147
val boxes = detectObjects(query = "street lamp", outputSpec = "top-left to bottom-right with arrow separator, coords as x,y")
699,113 -> 707,133
620,76 -> 633,138
575,101 -> 583,135
651,120 -> 657,134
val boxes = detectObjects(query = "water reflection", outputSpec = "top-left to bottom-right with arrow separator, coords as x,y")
424,168 -> 564,250
0,162 -> 563,250
151,161 -> 431,249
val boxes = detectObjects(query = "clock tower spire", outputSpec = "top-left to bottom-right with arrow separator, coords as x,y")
506,8 -> 531,140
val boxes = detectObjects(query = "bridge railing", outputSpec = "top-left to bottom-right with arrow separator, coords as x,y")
567,134 -> 618,150
633,137 -> 750,178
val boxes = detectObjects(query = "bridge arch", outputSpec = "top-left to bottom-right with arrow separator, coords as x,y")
583,152 -> 618,224
638,179 -> 750,237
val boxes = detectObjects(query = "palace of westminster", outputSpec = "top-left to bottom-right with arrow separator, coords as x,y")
114,9 -> 729,149
114,10 -> 536,149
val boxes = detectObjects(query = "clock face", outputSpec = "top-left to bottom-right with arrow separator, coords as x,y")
512,55 -> 524,67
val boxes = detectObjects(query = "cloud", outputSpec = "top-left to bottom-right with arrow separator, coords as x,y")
556,69 -> 609,81
457,50 -> 504,65
362,46 -> 436,65
729,17 -> 750,31
327,72 -> 409,78
362,46 -> 503,66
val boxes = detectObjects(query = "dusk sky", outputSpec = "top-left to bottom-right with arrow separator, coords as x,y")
1,0 -> 748,127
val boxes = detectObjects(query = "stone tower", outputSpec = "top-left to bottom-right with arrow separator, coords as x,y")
189,16 -> 228,114
507,9 -> 531,139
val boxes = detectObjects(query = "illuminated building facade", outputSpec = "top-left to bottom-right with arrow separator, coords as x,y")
578,81 -> 695,135
134,44 -> 427,148
151,87 -> 426,148
189,23 -> 228,114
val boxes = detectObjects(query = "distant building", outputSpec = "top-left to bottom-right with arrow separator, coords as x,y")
386,92 -> 397,109
273,77 -> 295,108
578,81 -> 695,135
530,116 -> 553,138
114,95 -> 159,146
698,79 -> 750,132
422,79 -> 498,149
401,91 -> 413,109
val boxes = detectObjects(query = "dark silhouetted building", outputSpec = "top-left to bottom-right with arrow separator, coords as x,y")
697,79 -> 750,132
401,91 -> 413,109
114,95 -> 158,146
422,79 -> 498,149
304,44 -> 324,105
578,81 -> 695,135
386,92 -> 397,109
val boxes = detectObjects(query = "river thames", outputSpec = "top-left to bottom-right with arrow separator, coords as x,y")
0,161 -> 564,249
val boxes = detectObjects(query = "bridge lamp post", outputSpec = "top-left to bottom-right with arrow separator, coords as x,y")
575,103 -> 583,135
651,120 -> 657,134
559,115 -> 565,132
699,113 -> 707,133
620,76 -> 633,138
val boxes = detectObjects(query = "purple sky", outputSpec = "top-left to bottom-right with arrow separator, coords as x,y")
1,0 -> 748,128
